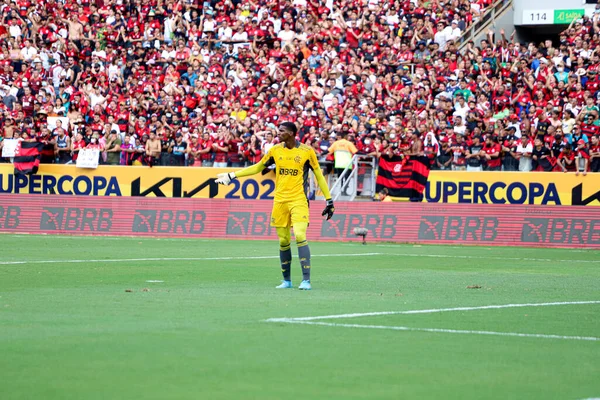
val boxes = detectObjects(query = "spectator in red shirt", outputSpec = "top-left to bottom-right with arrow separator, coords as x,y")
482,135 -> 502,171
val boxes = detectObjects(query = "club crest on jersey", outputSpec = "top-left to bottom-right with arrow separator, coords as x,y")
294,156 -> 301,163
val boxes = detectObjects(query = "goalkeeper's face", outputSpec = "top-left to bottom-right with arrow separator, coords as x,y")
278,127 -> 293,142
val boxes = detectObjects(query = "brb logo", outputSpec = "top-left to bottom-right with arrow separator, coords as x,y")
0,206 -> 20,229
132,210 -> 205,234
278,168 -> 299,176
226,212 -> 275,236
320,214 -> 397,239
40,207 -> 112,231
521,218 -> 600,245
418,216 -> 498,242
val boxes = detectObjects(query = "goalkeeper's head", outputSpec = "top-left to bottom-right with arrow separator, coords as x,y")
279,122 -> 297,135
278,122 -> 298,142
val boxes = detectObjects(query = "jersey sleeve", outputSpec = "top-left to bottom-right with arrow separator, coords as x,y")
260,146 -> 276,167
308,146 -> 333,199
308,146 -> 321,171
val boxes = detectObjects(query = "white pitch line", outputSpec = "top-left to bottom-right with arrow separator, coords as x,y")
266,301 -> 600,342
267,301 -> 600,322
1,250 -> 597,265
385,252 -> 599,264
0,253 -> 386,266
2,234 -> 597,264
274,320 -> 600,342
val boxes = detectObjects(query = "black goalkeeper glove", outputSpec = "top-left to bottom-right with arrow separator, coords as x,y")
322,198 -> 335,220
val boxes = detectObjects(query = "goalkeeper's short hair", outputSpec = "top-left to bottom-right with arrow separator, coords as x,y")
279,122 -> 298,135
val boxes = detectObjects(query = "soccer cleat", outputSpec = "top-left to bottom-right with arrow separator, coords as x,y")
298,280 -> 312,290
276,280 -> 292,289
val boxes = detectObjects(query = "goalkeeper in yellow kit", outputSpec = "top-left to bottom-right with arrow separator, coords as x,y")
215,122 -> 335,290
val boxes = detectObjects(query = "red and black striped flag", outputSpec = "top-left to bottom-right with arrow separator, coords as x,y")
376,155 -> 430,201
13,140 -> 44,175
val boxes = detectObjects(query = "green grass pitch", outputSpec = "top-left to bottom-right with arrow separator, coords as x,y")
0,234 -> 599,400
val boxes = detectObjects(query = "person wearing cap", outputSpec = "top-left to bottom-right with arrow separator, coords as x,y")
443,20 -> 462,43
413,41 -> 430,63
168,132 -> 187,166
501,127 -> 520,171
435,136 -> 453,170
574,138 -> 590,175
465,134 -> 484,171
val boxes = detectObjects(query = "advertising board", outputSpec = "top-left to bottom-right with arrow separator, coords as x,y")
1,195 -> 598,248
1,165 -> 599,206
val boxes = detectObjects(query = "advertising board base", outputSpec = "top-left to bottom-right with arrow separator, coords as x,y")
1,195 -> 599,248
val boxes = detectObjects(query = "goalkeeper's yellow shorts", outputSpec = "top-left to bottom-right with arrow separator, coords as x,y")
271,199 -> 309,228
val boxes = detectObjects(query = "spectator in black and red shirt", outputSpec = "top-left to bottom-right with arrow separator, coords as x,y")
532,137 -> 553,172
558,144 -> 577,173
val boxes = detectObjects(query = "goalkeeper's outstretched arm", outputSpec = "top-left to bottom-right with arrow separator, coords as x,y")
308,150 -> 335,220
312,164 -> 332,200
215,162 -> 266,185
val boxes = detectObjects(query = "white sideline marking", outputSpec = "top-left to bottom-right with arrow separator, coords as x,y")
267,301 -> 600,322
1,233 -> 226,242
0,253 -> 385,266
266,301 -> 600,342
386,252 -> 598,264
146,280 -> 164,283
274,320 -> 600,342
1,251 -> 597,265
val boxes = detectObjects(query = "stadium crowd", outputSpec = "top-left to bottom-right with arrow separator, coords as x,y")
0,0 -> 599,173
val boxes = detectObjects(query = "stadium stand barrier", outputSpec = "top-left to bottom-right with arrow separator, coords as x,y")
0,193 -> 599,248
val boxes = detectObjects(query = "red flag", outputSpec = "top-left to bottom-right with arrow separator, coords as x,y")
13,140 -> 44,175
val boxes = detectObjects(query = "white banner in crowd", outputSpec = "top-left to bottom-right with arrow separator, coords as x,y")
47,116 -> 70,132
1,139 -> 19,158
76,149 -> 100,169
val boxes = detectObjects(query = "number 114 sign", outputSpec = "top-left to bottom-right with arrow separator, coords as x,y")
522,9 -> 585,25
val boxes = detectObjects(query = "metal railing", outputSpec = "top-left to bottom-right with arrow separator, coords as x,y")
318,155 -> 377,202
458,0 -> 513,51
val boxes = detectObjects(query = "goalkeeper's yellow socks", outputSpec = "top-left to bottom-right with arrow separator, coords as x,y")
297,242 -> 311,281
279,244 -> 292,281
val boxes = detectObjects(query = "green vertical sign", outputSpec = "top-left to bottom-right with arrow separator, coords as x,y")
554,9 -> 585,24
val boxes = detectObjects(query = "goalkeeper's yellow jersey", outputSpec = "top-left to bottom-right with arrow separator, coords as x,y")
260,142 -> 322,203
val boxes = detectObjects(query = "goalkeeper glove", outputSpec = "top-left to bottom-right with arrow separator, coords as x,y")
322,198 -> 335,220
215,172 -> 236,185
